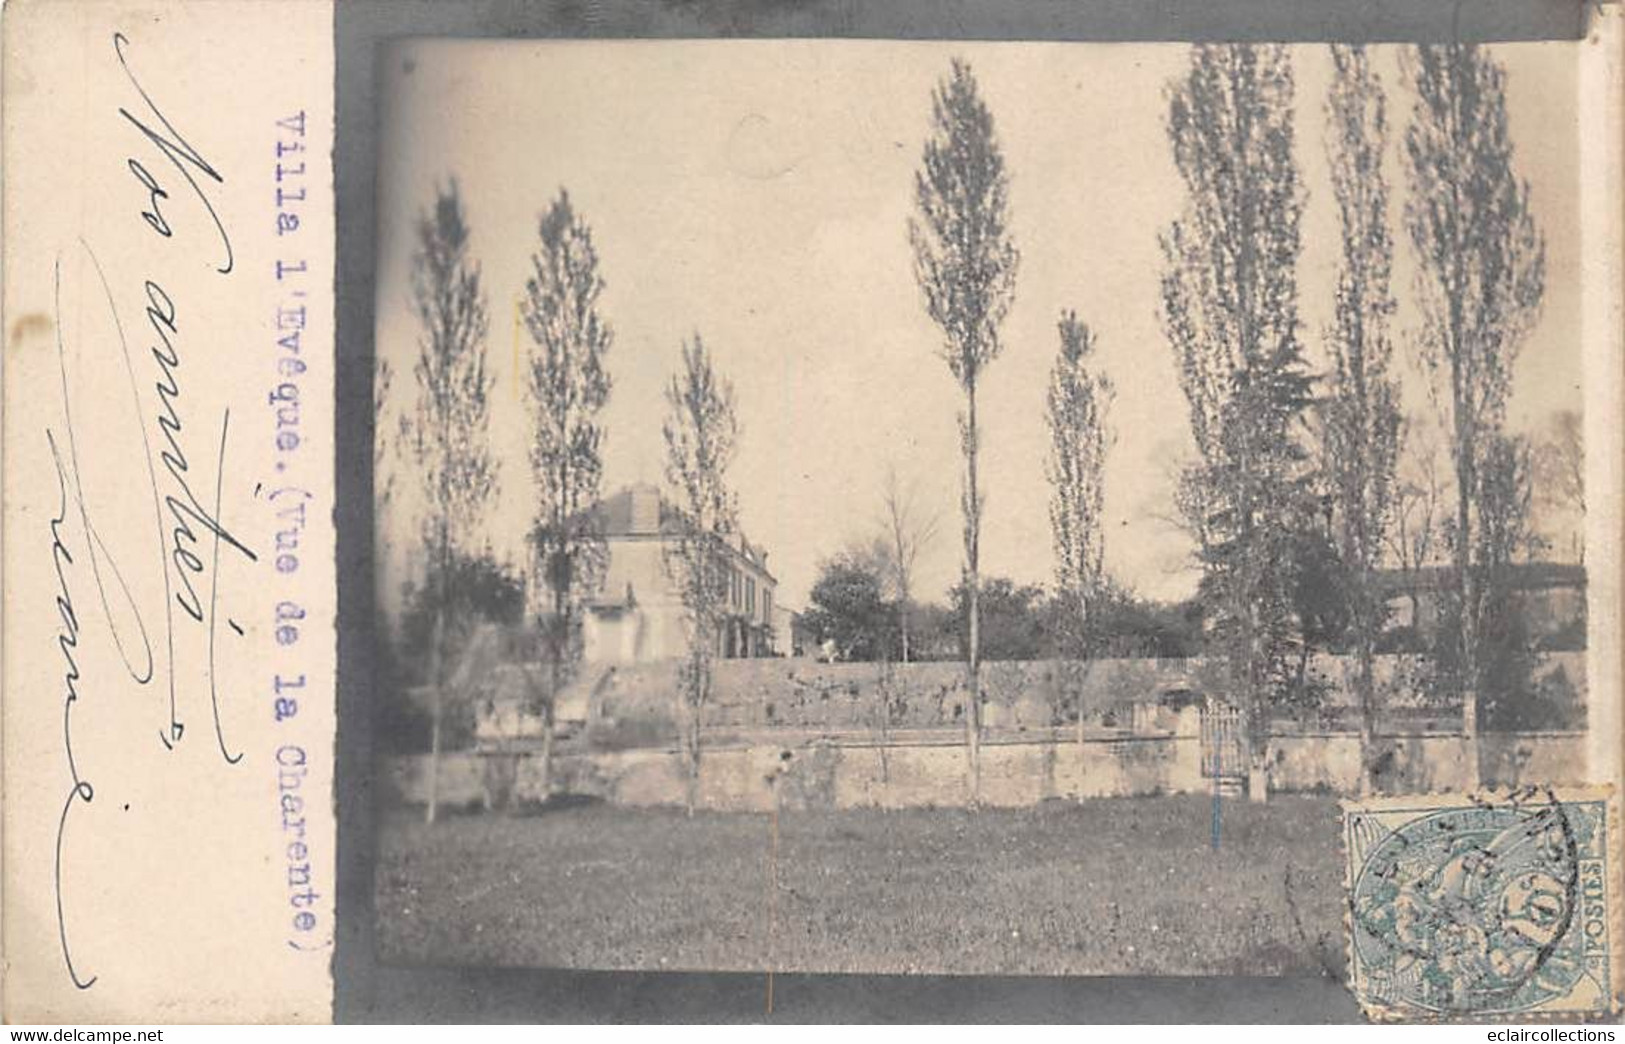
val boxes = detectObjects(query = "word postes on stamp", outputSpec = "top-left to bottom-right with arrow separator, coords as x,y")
1343,786 -> 1620,1020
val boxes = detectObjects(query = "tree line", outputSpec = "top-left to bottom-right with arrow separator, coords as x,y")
384,42 -> 1575,815
834,43 -> 1557,801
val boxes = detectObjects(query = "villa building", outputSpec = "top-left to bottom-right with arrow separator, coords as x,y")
528,484 -> 779,665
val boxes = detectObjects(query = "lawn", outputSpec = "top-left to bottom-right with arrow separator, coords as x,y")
374,793 -> 1348,978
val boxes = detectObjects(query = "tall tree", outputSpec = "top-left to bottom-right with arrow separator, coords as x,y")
908,57 -> 1020,803
1402,44 -> 1545,786
877,464 -> 940,665
522,188 -> 613,804
1045,312 -> 1115,754
403,179 -> 497,824
1321,45 -> 1403,795
1160,44 -> 1314,794
662,334 -> 740,814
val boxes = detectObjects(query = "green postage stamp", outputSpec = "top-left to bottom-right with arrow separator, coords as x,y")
1343,786 -> 1621,1020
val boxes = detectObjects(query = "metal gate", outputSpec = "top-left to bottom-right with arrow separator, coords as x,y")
1200,704 -> 1247,779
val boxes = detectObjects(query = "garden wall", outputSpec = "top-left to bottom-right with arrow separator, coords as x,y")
1266,730 -> 1589,793
474,651 -> 1585,748
385,727 -> 1591,812
430,650 -> 1589,810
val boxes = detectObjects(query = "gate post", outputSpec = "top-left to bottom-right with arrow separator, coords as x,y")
1247,759 -> 1269,803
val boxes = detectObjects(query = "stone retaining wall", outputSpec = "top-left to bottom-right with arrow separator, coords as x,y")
472,651 -> 1585,747
385,728 -> 1590,812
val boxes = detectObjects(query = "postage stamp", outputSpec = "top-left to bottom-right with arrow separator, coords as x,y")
1343,786 -> 1622,1020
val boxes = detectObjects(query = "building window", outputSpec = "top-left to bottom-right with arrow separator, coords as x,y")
746,577 -> 755,617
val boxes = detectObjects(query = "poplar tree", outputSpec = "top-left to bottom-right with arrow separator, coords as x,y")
404,179 -> 496,824
662,335 -> 739,814
522,188 -> 613,803
1045,312 -> 1114,755
1402,44 -> 1545,786
907,58 -> 1019,803
1322,45 -> 1402,795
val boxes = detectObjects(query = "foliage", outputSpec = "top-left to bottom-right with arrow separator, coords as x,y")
662,334 -> 740,811
1475,433 -> 1541,570
1289,521 -> 1354,655
374,356 -> 397,512
1076,584 -> 1205,660
397,552 -> 527,675
1473,434 -> 1546,727
804,549 -> 900,662
868,582 -> 1207,665
1321,46 -> 1402,655
1535,408 -> 1584,515
944,576 -> 1050,662
1386,417 -> 1446,585
1160,44 -> 1315,756
1420,433 -> 1550,728
1474,594 -> 1550,731
384,551 -> 525,753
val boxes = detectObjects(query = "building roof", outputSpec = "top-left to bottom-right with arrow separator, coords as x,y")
586,484 -> 776,582
1373,561 -> 1586,595
593,484 -> 668,537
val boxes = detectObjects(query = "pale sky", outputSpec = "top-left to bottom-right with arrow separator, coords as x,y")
374,39 -> 1582,613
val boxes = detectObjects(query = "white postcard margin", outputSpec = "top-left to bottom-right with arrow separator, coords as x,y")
2,0 -> 337,1023
1581,5 -> 1625,795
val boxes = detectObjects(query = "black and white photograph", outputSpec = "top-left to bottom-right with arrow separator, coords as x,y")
364,34 -> 1613,1013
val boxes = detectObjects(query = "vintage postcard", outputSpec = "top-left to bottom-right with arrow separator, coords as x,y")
6,0 -> 1624,1026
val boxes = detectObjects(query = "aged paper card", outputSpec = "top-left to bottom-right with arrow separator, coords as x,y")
3,0 -> 1622,1027
3,0 -> 336,1023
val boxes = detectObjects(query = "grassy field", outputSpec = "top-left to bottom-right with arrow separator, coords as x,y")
375,794 -> 1348,977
